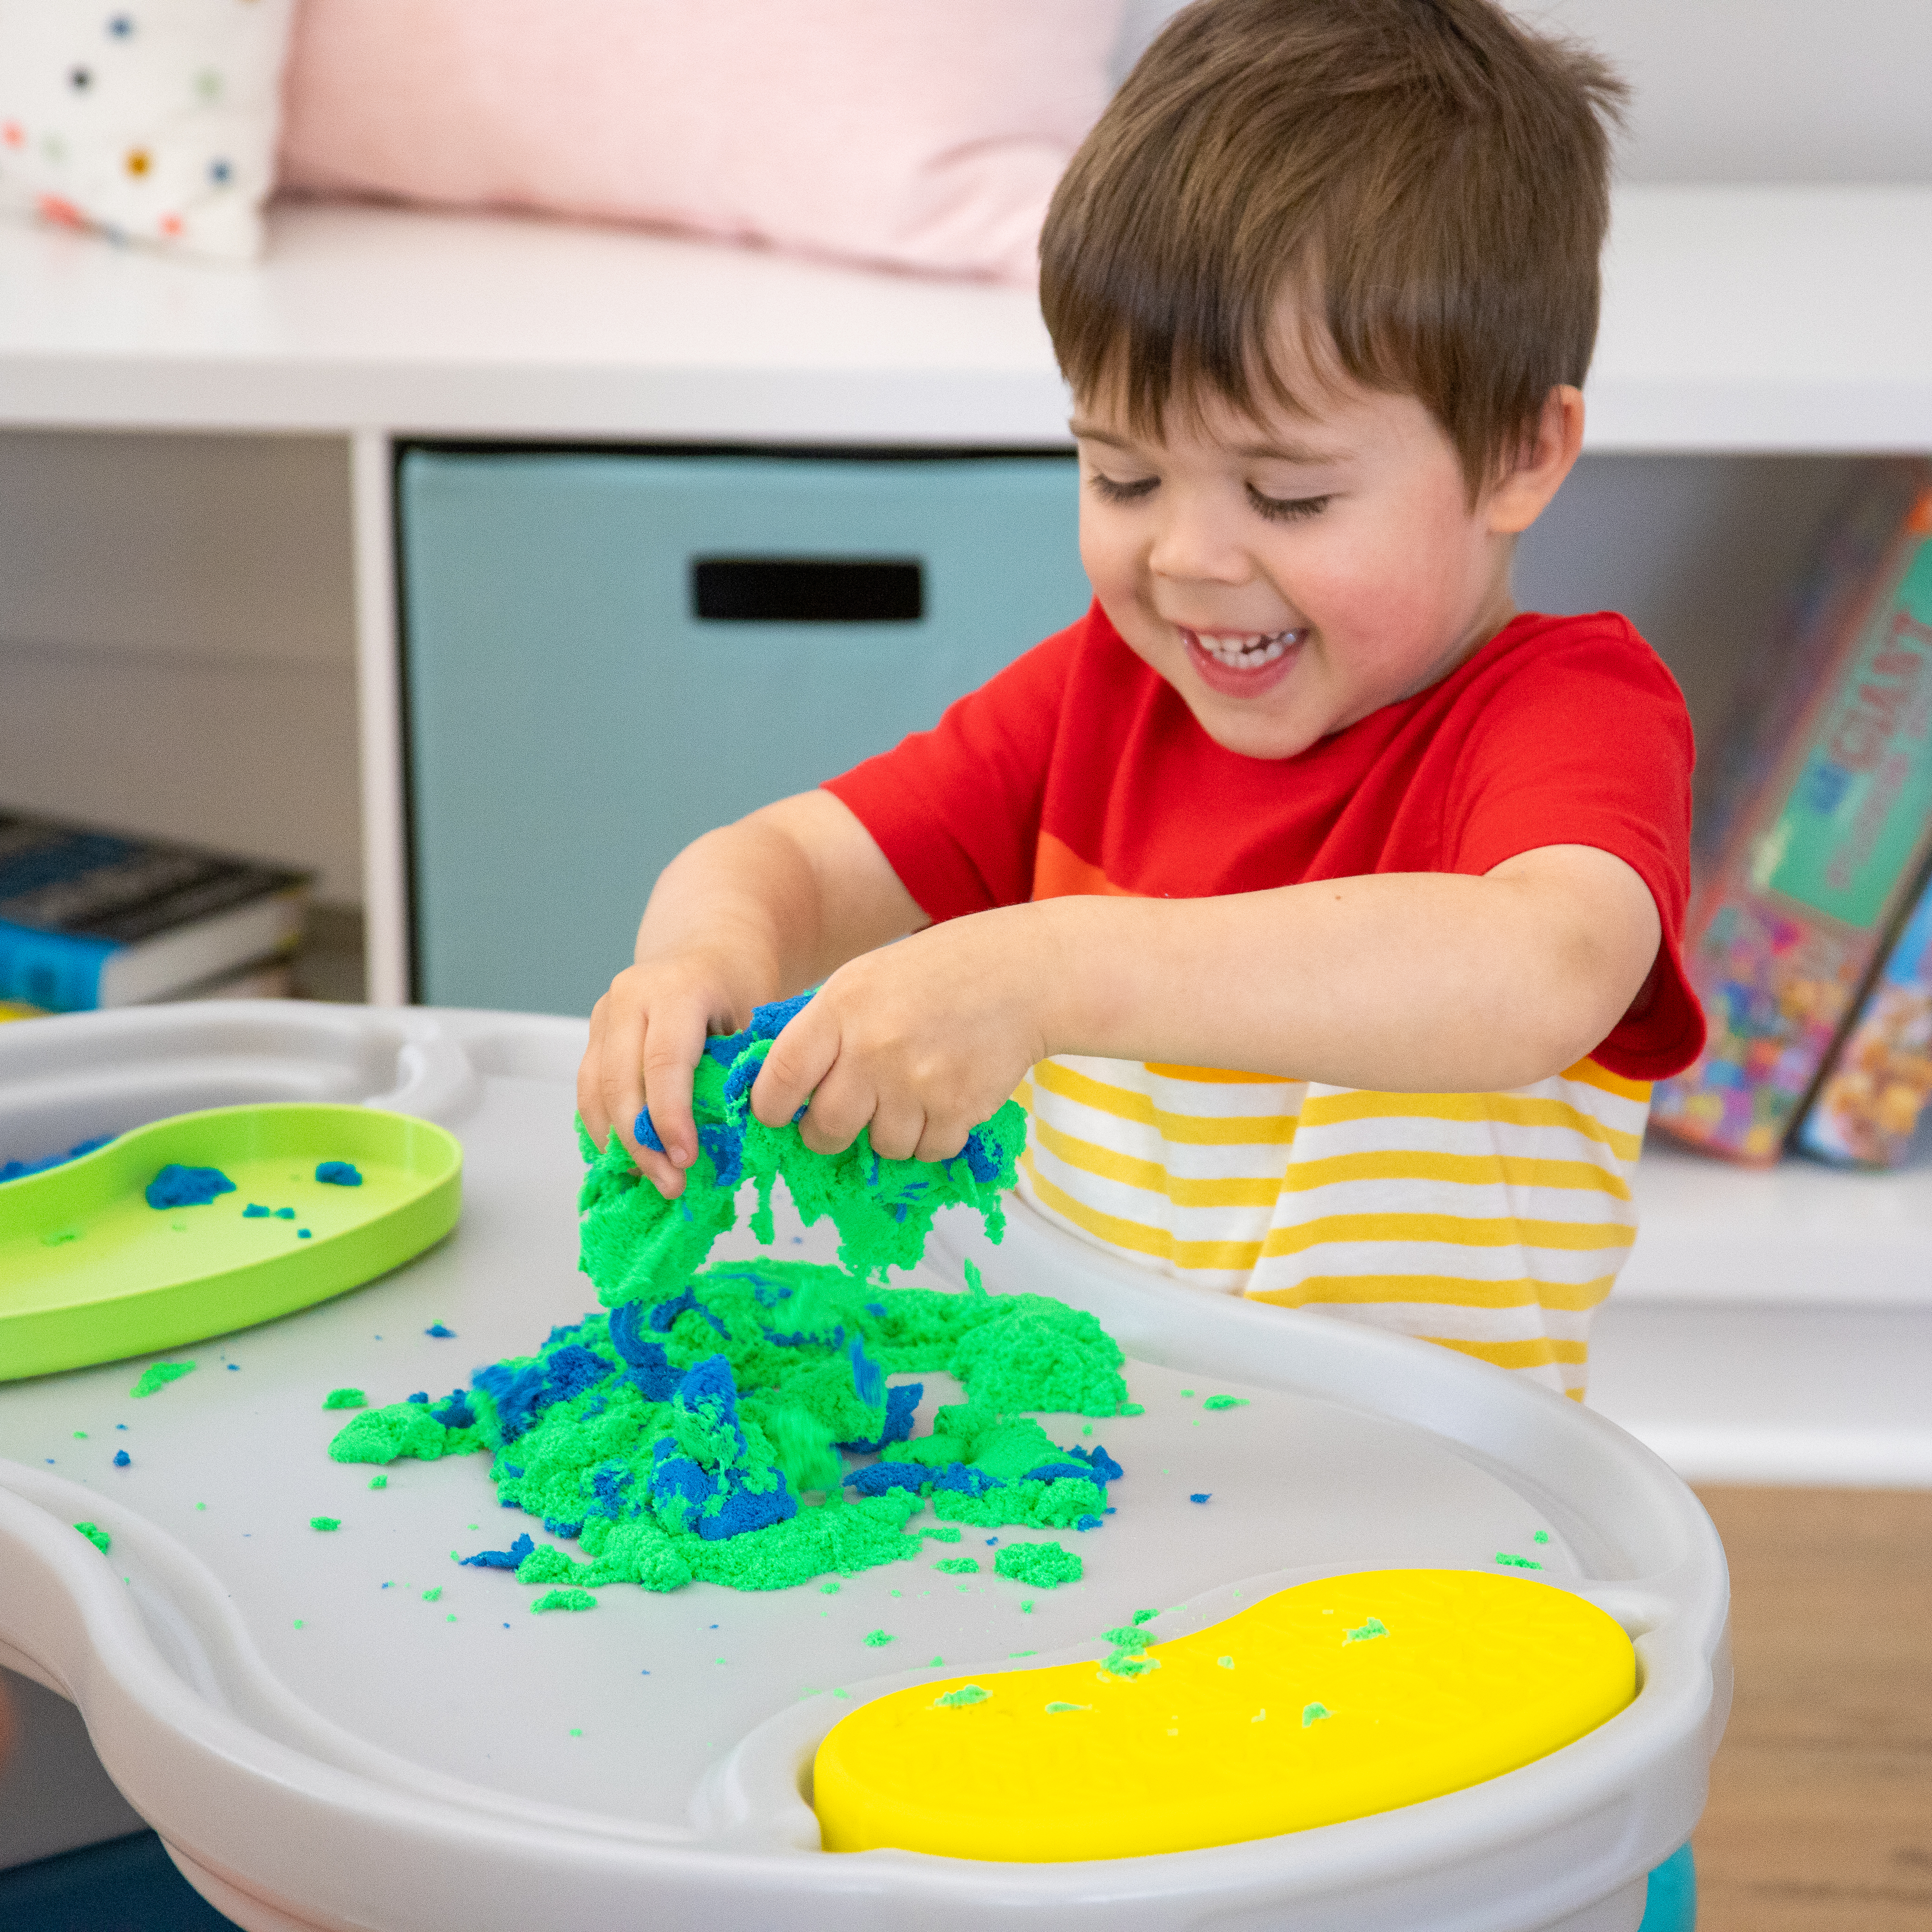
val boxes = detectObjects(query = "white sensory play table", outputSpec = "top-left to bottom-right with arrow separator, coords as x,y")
0,1003 -> 1727,1932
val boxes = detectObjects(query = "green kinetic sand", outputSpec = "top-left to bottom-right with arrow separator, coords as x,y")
992,1541 -> 1083,1588
131,1361 -> 195,1398
328,995 -> 1132,1599
532,1589 -> 596,1613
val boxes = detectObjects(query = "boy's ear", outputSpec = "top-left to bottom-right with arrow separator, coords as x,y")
1485,385 -> 1585,536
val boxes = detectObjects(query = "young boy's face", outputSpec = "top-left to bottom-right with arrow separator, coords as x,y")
1071,328 -> 1534,762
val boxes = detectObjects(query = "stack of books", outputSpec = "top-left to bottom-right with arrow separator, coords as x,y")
0,813 -> 311,1014
1653,461 -> 1932,1167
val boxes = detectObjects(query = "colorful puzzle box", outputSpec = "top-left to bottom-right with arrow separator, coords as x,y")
1797,868 -> 1932,1167
1654,461 -> 1932,1163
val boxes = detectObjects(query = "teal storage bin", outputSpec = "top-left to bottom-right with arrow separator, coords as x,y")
398,450 -> 1088,1014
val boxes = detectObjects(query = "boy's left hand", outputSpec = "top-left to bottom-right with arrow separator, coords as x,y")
749,905 -> 1050,1163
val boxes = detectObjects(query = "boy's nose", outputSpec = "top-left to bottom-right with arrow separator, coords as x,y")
1147,505 -> 1253,587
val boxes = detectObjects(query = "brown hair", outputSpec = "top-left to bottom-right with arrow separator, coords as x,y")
1040,0 -> 1627,502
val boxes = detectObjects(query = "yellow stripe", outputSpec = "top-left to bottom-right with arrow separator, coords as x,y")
1258,1213 -> 1635,1258
1297,1088 -> 1643,1162
1420,1335 -> 1590,1370
1142,1062 -> 1286,1085
1273,1149 -> 1631,1201
1565,1387 -> 1586,1402
1023,1157 -> 1264,1272
1032,1059 -> 1300,1144
1562,1057 -> 1652,1103
1031,1117 -> 1284,1208
1034,1121 -> 1631,1207
1246,1273 -> 1618,1313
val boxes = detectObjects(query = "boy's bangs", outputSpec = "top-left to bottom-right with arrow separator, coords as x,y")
1065,242 -> 1351,447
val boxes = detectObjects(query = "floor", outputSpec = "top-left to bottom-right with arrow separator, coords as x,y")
1692,1486 -> 1932,1932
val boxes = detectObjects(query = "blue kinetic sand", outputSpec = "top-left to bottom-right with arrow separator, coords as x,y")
144,1167 -> 236,1210
0,1136 -> 113,1186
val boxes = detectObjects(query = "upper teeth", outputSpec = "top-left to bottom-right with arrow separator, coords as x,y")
1191,628 -> 1299,666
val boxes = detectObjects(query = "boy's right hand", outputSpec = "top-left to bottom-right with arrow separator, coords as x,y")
577,950 -> 757,1201
574,790 -> 931,1199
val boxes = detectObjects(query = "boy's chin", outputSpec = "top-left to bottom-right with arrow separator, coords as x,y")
1177,685 -> 1332,762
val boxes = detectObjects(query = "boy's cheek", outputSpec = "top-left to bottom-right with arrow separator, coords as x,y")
1076,518 -> 1131,607
1077,528 -> 1164,652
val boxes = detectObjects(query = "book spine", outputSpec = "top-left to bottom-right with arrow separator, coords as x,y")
1654,492 -> 1932,1162
0,918 -> 119,1012
1796,870 -> 1932,1167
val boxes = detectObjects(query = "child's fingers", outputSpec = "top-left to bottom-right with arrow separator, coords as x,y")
590,984 -> 651,1162
861,1101 -> 930,1165
794,1075 -> 878,1156
749,1005 -> 839,1132
576,997 -> 616,1149
753,1007 -> 886,1157
634,1014 -> 708,1198
911,1115 -> 974,1164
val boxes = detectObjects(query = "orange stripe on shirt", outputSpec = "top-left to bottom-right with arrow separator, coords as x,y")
1560,1057 -> 1653,1103
1031,829 -> 1136,901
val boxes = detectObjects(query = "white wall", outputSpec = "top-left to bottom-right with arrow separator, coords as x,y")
1116,0 -> 1932,182
0,431 -> 362,902
1514,452 -> 1862,775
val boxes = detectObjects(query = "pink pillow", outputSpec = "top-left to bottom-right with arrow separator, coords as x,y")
278,0 -> 1123,283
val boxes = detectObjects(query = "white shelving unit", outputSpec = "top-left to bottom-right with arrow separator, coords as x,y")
1,186 -> 1929,1486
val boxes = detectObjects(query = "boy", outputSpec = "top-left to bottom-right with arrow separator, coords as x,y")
578,0 -> 1704,1401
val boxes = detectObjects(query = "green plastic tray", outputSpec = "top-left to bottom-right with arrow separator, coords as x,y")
0,1103 -> 463,1382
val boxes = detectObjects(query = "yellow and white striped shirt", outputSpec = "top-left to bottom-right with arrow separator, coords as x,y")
1016,1054 -> 1652,1401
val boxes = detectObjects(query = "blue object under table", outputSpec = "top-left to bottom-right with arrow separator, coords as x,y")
1639,1843 -> 1698,1931
0,1830 -> 244,1931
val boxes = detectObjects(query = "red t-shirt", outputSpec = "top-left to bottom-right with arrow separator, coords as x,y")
825,600 -> 1704,1081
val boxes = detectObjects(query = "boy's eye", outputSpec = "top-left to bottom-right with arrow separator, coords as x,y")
1248,488 -> 1331,523
1088,471 -> 1158,505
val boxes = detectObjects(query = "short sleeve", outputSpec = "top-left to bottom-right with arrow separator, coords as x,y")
1445,617 -> 1706,1081
822,614 -> 1088,921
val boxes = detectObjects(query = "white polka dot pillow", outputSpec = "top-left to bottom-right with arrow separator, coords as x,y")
0,0 -> 295,261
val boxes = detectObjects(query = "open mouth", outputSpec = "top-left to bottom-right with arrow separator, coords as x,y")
1183,627 -> 1302,668
1179,626 -> 1307,695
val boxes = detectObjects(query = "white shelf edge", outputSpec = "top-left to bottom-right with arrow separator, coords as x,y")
1622,1141 -> 1932,1307
1611,1422 -> 1932,1489
3,188 -> 1932,448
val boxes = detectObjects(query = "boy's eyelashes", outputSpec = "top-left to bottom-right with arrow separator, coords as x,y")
1247,487 -> 1332,523
1083,469 -> 1333,524
1086,470 -> 1158,504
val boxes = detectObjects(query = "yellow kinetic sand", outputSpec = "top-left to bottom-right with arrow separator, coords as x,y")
814,1568 -> 1636,1862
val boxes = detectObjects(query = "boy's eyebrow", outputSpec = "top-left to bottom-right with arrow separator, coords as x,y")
1232,437 -> 1347,466
1067,419 -> 1140,450
1068,419 -> 1346,466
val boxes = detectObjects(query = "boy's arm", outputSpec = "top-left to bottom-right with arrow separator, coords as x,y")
576,789 -> 927,1196
751,843 -> 1661,1157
